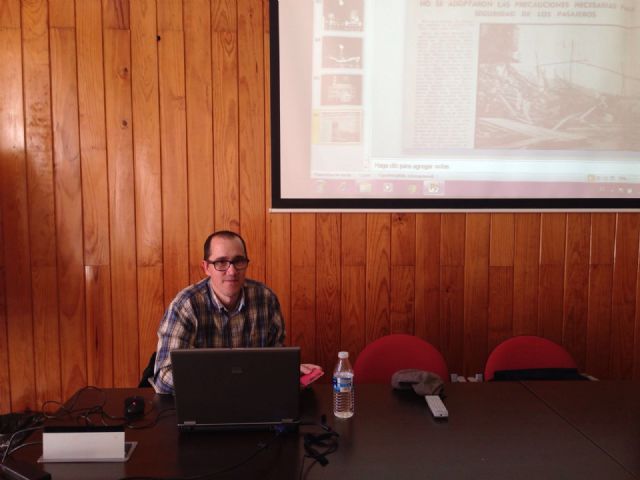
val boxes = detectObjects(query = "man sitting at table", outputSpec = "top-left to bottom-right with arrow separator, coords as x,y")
150,230 -> 319,394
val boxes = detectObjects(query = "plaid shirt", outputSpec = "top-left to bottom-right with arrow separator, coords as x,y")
151,277 -> 285,394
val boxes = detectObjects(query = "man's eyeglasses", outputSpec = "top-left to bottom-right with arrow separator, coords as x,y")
205,257 -> 250,271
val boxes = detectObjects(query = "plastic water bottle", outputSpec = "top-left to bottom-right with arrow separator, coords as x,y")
333,351 -> 354,418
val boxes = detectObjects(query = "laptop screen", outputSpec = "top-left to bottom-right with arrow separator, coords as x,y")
171,347 -> 301,431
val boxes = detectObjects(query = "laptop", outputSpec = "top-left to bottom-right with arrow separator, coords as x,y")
170,347 -> 301,431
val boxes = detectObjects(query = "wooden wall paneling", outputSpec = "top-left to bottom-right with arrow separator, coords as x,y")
463,214 -> 490,376
585,213 -> 615,379
390,214 -> 415,334
341,214 -> 366,359
635,256 -> 640,380
130,0 -> 164,363
267,214 -> 291,343
290,215 -> 316,363
439,214 -> 465,375
50,26 -> 87,400
0,264 -> 10,412
104,27 -> 139,386
85,265 -> 113,387
0,0 -> 20,27
48,0 -> 74,28
76,0 -> 110,266
488,213 -> 514,351
137,265 -> 165,367
512,213 -> 540,335
538,213 -> 566,343
237,0 -> 266,282
415,214 -> 441,345
185,0 -> 214,283
103,0 -> 130,29
316,214 -> 341,372
365,214 -> 391,343
610,214 -> 640,379
22,0 -> 62,406
0,27 -> 36,410
563,213 -> 591,370
158,2 -> 189,304
212,4 -> 240,232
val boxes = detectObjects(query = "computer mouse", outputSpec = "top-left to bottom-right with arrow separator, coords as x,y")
124,396 -> 145,419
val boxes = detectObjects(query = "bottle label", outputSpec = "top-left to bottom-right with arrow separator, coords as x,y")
333,376 -> 353,393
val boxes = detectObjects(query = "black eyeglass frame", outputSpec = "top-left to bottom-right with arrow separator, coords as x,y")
205,257 -> 250,272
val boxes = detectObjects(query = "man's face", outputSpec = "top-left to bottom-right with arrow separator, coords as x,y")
202,236 -> 247,307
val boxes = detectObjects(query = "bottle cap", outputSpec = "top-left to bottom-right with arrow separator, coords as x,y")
338,351 -> 349,359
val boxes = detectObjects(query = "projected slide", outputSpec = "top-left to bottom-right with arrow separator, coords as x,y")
275,0 -> 640,204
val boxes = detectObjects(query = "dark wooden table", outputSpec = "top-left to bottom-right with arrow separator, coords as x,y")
4,382 -> 638,479
523,380 -> 640,478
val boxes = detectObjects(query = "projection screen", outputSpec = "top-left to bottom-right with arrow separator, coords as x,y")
270,0 -> 640,210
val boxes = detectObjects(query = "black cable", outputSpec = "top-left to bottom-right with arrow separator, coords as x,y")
0,426 -> 44,465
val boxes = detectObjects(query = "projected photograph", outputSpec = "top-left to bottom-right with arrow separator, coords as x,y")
323,0 -> 363,31
314,111 -> 362,144
475,24 -> 640,151
322,37 -> 363,69
321,75 -> 362,105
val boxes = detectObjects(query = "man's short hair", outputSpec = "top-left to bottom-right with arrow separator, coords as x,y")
203,231 -> 248,260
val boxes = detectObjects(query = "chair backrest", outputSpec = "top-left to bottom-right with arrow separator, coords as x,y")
484,336 -> 578,381
138,351 -> 156,388
353,334 -> 449,383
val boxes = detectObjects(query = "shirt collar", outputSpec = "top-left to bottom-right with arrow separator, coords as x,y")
209,283 -> 245,314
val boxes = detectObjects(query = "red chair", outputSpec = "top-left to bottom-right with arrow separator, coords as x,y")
484,335 -> 579,381
353,334 -> 449,383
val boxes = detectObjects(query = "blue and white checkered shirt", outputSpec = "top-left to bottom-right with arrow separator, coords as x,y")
151,277 -> 285,394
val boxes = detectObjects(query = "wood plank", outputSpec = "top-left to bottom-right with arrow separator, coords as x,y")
22,0 -> 63,406
48,0 -> 74,28
316,214 -> 341,372
158,22 -> 190,303
590,213 -> 615,265
85,265 -> 113,387
391,213 -> 415,266
440,214 -> 465,266
185,0 -> 215,283
212,0 -> 237,32
365,214 -> 391,343
463,214 -> 489,376
76,0 -> 110,266
212,30 -> 240,231
341,214 -> 366,266
489,213 -> 514,267
1,28 -> 36,411
538,264 -> 564,344
104,28 -> 140,387
415,214 -> 441,346
137,265 -> 164,371
238,0 -> 265,282
440,265 -> 464,376
488,266 -> 513,352
290,215 -> 316,363
610,214 -> 639,379
512,213 -> 540,335
341,215 -> 366,357
130,0 -> 162,267
341,266 -> 366,361
50,27 -> 87,399
0,267 -> 10,412
563,213 -> 591,371
390,266 -> 415,334
103,0 -> 130,29
267,214 -> 291,343
538,214 -> 566,343
586,264 -> 613,379
0,0 -> 20,27
31,266 -> 61,407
